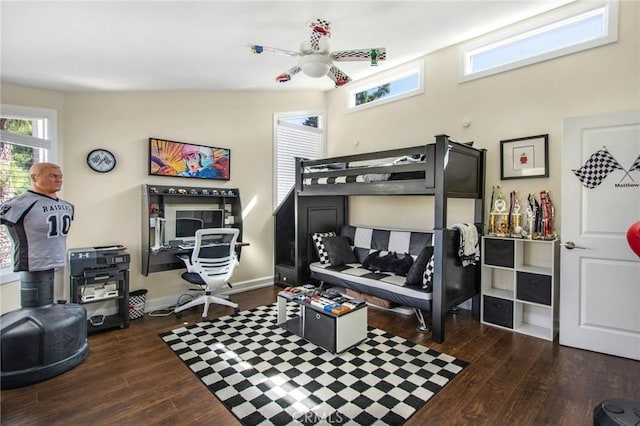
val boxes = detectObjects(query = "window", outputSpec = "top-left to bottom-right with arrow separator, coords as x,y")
348,61 -> 424,111
460,0 -> 618,81
1,105 -> 57,284
273,112 -> 325,207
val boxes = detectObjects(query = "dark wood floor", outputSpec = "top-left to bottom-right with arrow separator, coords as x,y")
1,286 -> 638,425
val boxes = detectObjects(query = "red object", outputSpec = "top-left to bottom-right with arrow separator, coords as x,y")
626,221 -> 640,257
520,154 -> 528,164
275,73 -> 291,83
311,25 -> 330,36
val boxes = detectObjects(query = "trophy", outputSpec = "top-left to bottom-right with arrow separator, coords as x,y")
509,191 -> 523,237
523,193 -> 535,239
489,185 -> 509,236
528,193 -> 542,239
539,190 -> 556,240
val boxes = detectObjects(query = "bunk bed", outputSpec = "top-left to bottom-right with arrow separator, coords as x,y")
286,134 -> 486,343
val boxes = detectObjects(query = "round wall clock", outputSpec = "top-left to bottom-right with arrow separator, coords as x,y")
87,149 -> 116,173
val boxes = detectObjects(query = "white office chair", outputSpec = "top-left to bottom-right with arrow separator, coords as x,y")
174,228 -> 240,318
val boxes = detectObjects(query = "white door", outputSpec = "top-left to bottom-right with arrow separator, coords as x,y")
560,111 -> 640,360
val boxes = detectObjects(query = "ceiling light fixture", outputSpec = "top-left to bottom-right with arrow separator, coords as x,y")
298,54 -> 332,78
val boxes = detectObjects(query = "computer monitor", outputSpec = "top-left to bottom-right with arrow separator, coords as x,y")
164,204 -> 225,242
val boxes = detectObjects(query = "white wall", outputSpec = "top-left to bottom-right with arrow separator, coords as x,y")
325,0 -> 639,232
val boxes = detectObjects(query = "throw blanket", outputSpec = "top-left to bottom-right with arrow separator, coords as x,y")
451,223 -> 479,266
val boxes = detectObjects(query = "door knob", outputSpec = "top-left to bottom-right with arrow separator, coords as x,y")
563,241 -> 586,250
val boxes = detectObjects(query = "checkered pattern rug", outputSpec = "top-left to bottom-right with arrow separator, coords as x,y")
160,303 -> 468,425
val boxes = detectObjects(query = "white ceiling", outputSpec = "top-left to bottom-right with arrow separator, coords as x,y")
1,1 -> 575,92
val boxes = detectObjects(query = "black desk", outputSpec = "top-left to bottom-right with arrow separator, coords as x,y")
146,242 -> 248,274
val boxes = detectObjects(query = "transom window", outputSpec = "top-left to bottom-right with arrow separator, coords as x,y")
348,61 -> 424,111
460,1 -> 618,81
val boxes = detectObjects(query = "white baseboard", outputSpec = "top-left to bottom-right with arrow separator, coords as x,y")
142,276 -> 274,313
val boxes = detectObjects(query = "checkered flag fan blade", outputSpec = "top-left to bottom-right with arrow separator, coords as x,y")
331,48 -> 387,62
572,147 -> 625,188
328,65 -> 352,87
309,18 -> 331,51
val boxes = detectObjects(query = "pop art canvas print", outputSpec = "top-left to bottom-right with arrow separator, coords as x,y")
149,138 -> 230,180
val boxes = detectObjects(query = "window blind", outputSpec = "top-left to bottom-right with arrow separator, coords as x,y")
275,120 -> 323,207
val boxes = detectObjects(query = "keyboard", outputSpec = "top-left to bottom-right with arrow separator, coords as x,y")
178,240 -> 225,250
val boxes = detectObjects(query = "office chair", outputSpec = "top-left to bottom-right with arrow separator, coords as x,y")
174,228 -> 240,318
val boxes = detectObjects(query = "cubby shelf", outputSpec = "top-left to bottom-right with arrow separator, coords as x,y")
481,236 -> 560,341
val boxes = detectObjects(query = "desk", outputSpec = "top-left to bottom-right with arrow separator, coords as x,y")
177,241 -> 250,250
145,242 -> 249,274
141,184 -> 244,276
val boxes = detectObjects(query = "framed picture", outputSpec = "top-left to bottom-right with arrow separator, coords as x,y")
149,138 -> 230,180
500,134 -> 549,180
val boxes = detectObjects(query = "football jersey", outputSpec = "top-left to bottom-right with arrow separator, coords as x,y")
0,190 -> 74,272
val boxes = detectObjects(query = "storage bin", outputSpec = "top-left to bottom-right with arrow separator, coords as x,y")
483,295 -> 514,329
517,272 -> 552,305
129,289 -> 147,320
484,239 -> 514,268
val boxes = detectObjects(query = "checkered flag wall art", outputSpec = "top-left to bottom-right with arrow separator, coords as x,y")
572,147 -> 625,188
629,154 -> 640,173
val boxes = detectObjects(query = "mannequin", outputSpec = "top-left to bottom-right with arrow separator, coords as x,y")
0,162 -> 88,389
1,163 -> 73,302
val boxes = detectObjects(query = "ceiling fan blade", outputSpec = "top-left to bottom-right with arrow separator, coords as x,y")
275,66 -> 301,83
327,66 -> 351,87
248,44 -> 300,57
331,48 -> 386,65
308,19 -> 331,51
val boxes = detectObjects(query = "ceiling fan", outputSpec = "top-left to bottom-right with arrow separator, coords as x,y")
249,18 -> 386,87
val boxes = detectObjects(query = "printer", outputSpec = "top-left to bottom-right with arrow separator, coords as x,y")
68,246 -> 130,303
68,245 -> 130,277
